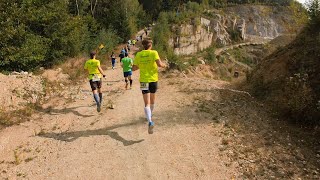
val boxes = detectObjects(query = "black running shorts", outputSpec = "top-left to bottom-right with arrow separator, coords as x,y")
142,82 -> 158,94
89,79 -> 102,91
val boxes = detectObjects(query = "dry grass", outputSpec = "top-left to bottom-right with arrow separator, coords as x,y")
59,57 -> 87,82
24,157 -> 35,163
13,150 -> 21,165
0,104 -> 37,128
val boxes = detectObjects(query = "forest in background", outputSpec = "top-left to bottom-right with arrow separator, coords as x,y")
0,0 -> 147,71
0,0 -> 314,72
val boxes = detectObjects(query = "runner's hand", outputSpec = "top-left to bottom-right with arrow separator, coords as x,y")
163,58 -> 169,68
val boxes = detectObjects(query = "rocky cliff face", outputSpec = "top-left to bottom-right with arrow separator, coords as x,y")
169,18 -> 213,55
170,5 -> 306,55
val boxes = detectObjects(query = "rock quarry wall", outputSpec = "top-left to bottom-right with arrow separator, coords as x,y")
170,5 -> 304,55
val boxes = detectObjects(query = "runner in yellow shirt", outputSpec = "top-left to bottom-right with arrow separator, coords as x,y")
132,39 -> 166,134
84,51 -> 106,112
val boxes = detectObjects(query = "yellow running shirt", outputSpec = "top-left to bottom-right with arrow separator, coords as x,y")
134,50 -> 160,83
84,59 -> 101,80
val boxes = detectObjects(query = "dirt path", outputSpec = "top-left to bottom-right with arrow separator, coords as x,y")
0,39 -> 239,179
1,31 -> 319,179
214,42 -> 267,56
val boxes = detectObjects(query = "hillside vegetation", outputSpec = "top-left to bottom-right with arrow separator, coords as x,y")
149,0 -> 306,65
0,0 -> 302,72
248,2 -> 320,125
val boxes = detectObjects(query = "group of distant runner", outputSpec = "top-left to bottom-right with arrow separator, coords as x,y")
84,38 -> 166,134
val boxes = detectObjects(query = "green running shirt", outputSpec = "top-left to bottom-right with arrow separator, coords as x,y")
122,57 -> 133,72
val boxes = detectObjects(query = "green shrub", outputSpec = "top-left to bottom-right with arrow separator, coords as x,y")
190,57 -> 199,66
229,28 -> 242,43
167,52 -> 188,71
205,46 -> 216,64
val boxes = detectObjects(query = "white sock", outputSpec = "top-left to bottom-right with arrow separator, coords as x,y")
150,104 -> 155,113
144,106 -> 152,123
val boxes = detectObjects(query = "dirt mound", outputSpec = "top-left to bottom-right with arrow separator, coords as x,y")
0,72 -> 45,128
0,66 -> 85,128
248,24 -> 320,125
42,68 -> 70,82
0,72 -> 44,111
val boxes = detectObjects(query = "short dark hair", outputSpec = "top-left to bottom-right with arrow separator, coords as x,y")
90,51 -> 96,59
142,39 -> 152,50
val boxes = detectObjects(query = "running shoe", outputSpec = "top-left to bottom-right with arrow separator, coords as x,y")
148,121 -> 154,134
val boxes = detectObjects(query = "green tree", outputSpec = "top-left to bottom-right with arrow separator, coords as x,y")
0,0 -> 26,70
152,12 -> 171,55
22,0 -> 89,67
0,0 -> 89,70
93,0 -> 146,41
68,0 -> 90,16
306,0 -> 320,23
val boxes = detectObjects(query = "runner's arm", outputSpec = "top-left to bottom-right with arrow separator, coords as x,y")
98,66 -> 106,77
156,59 -> 167,68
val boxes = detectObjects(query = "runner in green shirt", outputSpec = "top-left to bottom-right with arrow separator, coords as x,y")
121,53 -> 133,90
84,51 -> 106,112
132,39 -> 167,134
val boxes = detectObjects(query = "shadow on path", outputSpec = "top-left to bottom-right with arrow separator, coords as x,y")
37,106 -> 94,118
103,80 -> 122,83
81,89 -> 123,94
39,119 -> 145,146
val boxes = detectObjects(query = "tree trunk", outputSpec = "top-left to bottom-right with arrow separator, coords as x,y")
91,0 -> 98,17
75,0 -> 80,16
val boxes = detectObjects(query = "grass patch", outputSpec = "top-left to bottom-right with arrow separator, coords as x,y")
60,57 -> 87,82
227,47 -> 255,66
205,46 -> 216,65
167,53 -> 188,71
0,103 -> 37,127
189,57 -> 199,66
13,150 -> 21,165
